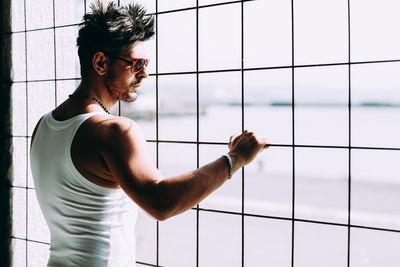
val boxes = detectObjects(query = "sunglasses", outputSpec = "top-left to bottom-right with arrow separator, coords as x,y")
104,52 -> 149,73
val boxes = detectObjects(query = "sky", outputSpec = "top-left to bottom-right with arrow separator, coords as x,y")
11,0 -> 400,105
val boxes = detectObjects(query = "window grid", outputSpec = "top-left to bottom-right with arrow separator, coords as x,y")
240,2 -> 245,266
23,0 -> 29,265
155,1 -> 160,265
346,1 -> 352,265
195,1 -> 199,266
291,1 -> 295,266
8,0 -> 400,266
8,59 -> 400,84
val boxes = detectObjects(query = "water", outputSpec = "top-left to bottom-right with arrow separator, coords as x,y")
137,105 -> 400,183
133,105 -> 400,267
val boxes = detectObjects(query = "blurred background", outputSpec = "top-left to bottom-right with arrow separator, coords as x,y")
5,0 -> 400,266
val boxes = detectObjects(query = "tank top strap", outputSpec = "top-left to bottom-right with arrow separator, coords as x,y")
44,111 -> 109,131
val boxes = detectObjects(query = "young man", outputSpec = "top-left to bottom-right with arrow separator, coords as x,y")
30,1 -> 268,266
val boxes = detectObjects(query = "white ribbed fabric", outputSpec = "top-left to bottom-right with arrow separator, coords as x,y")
30,112 -> 138,267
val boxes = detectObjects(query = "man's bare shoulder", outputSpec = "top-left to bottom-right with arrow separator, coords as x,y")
90,115 -> 136,130
87,115 -> 143,146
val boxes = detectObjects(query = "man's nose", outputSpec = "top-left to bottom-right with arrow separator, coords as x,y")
136,65 -> 148,79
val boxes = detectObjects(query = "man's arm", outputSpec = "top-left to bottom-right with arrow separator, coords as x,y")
98,117 -> 267,221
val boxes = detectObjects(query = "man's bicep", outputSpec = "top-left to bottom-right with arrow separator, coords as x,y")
99,120 -> 162,202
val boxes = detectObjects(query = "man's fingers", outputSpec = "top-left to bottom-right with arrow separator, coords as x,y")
230,131 -> 270,155
262,138 -> 270,149
229,133 -> 241,144
251,135 -> 270,151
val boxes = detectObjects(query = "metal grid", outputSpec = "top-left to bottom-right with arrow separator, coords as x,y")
7,0 -> 400,266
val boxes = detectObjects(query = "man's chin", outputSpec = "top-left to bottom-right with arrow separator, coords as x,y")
120,92 -> 137,102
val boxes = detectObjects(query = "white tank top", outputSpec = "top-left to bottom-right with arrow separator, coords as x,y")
30,112 -> 138,267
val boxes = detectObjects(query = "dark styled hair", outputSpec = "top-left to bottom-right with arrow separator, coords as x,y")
76,1 -> 155,77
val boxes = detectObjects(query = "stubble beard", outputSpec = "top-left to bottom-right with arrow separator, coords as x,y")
116,89 -> 137,103
106,71 -> 138,103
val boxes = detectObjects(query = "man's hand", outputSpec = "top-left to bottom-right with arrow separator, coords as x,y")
228,130 -> 269,171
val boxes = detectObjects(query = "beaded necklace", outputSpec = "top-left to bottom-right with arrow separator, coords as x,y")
69,94 -> 110,114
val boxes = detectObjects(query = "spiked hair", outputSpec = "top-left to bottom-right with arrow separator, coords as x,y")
76,1 -> 154,77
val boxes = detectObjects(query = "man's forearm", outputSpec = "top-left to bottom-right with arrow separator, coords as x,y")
152,155 -> 239,220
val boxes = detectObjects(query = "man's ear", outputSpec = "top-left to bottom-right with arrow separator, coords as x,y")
92,51 -> 108,76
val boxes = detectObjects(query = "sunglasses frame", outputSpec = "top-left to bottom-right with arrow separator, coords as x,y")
103,52 -> 149,73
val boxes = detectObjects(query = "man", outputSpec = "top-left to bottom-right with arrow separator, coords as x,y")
30,1 -> 268,266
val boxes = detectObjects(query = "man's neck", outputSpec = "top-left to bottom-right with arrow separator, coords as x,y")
73,77 -> 117,112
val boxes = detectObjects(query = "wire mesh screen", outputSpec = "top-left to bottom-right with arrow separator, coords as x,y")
9,0 -> 400,266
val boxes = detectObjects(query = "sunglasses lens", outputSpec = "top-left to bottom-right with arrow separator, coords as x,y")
133,59 -> 147,72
